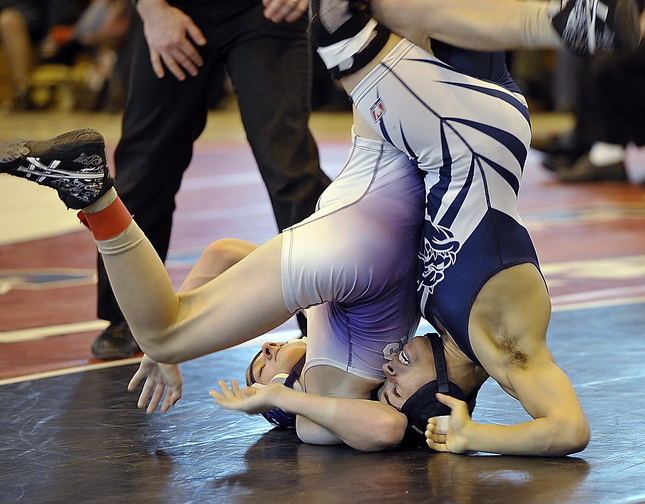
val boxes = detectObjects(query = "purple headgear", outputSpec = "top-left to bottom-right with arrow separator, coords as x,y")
247,351 -> 306,429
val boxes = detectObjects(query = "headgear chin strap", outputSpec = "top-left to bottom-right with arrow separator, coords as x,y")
252,355 -> 306,429
400,333 -> 479,448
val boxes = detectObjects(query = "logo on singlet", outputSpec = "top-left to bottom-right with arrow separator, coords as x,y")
418,221 -> 461,296
370,99 -> 386,122
382,337 -> 406,360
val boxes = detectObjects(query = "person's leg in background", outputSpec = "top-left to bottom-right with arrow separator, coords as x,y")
555,38 -> 645,182
225,4 -> 331,334
93,11 -> 222,359
0,6 -> 39,110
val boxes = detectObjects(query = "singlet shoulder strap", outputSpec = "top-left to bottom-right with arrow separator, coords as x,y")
284,355 -> 306,389
427,332 -> 450,394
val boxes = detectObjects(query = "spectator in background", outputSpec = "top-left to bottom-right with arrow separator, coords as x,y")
538,5 -> 645,183
0,0 -> 83,110
69,0 -> 137,111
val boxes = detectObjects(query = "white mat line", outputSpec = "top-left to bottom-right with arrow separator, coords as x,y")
551,284 -> 645,305
576,372 -> 645,388
0,320 -> 109,343
0,321 -> 302,344
0,328 -> 303,386
0,357 -> 143,386
552,295 -> 645,313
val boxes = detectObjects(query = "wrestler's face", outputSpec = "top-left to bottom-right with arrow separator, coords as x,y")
377,336 -> 436,410
247,340 -> 307,386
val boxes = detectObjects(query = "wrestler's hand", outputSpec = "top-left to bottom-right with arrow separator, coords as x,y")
263,0 -> 308,24
209,380 -> 285,415
136,0 -> 206,80
425,393 -> 471,454
128,354 -> 183,414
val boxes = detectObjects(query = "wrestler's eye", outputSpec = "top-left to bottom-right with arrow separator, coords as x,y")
393,387 -> 401,398
257,364 -> 266,380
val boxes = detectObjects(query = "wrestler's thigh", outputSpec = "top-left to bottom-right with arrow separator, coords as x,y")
173,235 -> 292,358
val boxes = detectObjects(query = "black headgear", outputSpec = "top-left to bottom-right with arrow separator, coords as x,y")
400,333 -> 478,447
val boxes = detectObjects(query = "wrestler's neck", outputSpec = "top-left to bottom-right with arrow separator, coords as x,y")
441,331 -> 489,397
302,364 -> 381,399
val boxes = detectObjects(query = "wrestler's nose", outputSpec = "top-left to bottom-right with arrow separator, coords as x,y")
383,361 -> 396,376
262,342 -> 279,359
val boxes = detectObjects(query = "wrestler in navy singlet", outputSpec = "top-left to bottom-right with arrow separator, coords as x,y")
430,40 -> 519,92
351,40 -> 540,364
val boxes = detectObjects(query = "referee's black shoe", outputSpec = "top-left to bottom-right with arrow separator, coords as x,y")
92,322 -> 141,360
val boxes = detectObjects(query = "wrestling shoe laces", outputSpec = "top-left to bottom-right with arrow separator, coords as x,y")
0,129 -> 114,209
551,0 -> 641,55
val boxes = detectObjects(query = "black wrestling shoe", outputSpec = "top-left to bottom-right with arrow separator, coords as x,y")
552,0 -> 641,55
0,129 -> 113,209
91,322 -> 141,360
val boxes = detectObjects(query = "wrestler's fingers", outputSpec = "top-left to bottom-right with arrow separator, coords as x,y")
426,431 -> 448,445
128,368 -> 146,391
138,377 -> 156,409
241,386 -> 257,396
160,388 -> 181,413
427,415 -> 450,435
426,436 -> 450,452
231,379 -> 242,396
208,389 -> 222,401
147,385 -> 165,414
209,389 -> 231,408
217,379 -> 234,397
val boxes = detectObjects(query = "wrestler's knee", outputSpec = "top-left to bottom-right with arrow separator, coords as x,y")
201,239 -> 257,271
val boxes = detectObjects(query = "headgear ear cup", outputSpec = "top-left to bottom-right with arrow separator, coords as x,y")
266,373 -> 304,392
400,333 -> 478,447
258,355 -> 306,428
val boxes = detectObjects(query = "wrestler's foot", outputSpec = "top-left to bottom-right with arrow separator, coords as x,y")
551,0 -> 641,55
0,129 -> 113,209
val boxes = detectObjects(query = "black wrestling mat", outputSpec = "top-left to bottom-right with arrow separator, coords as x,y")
2,303 -> 644,504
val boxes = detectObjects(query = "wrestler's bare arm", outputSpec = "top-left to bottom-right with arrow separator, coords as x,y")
491,352 -> 589,455
371,0 -> 560,50
293,392 -> 407,451
293,364 -> 397,448
427,349 -> 589,456
211,381 -> 408,451
427,264 -> 590,456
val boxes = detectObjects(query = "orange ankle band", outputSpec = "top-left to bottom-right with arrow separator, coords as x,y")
77,198 -> 133,241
